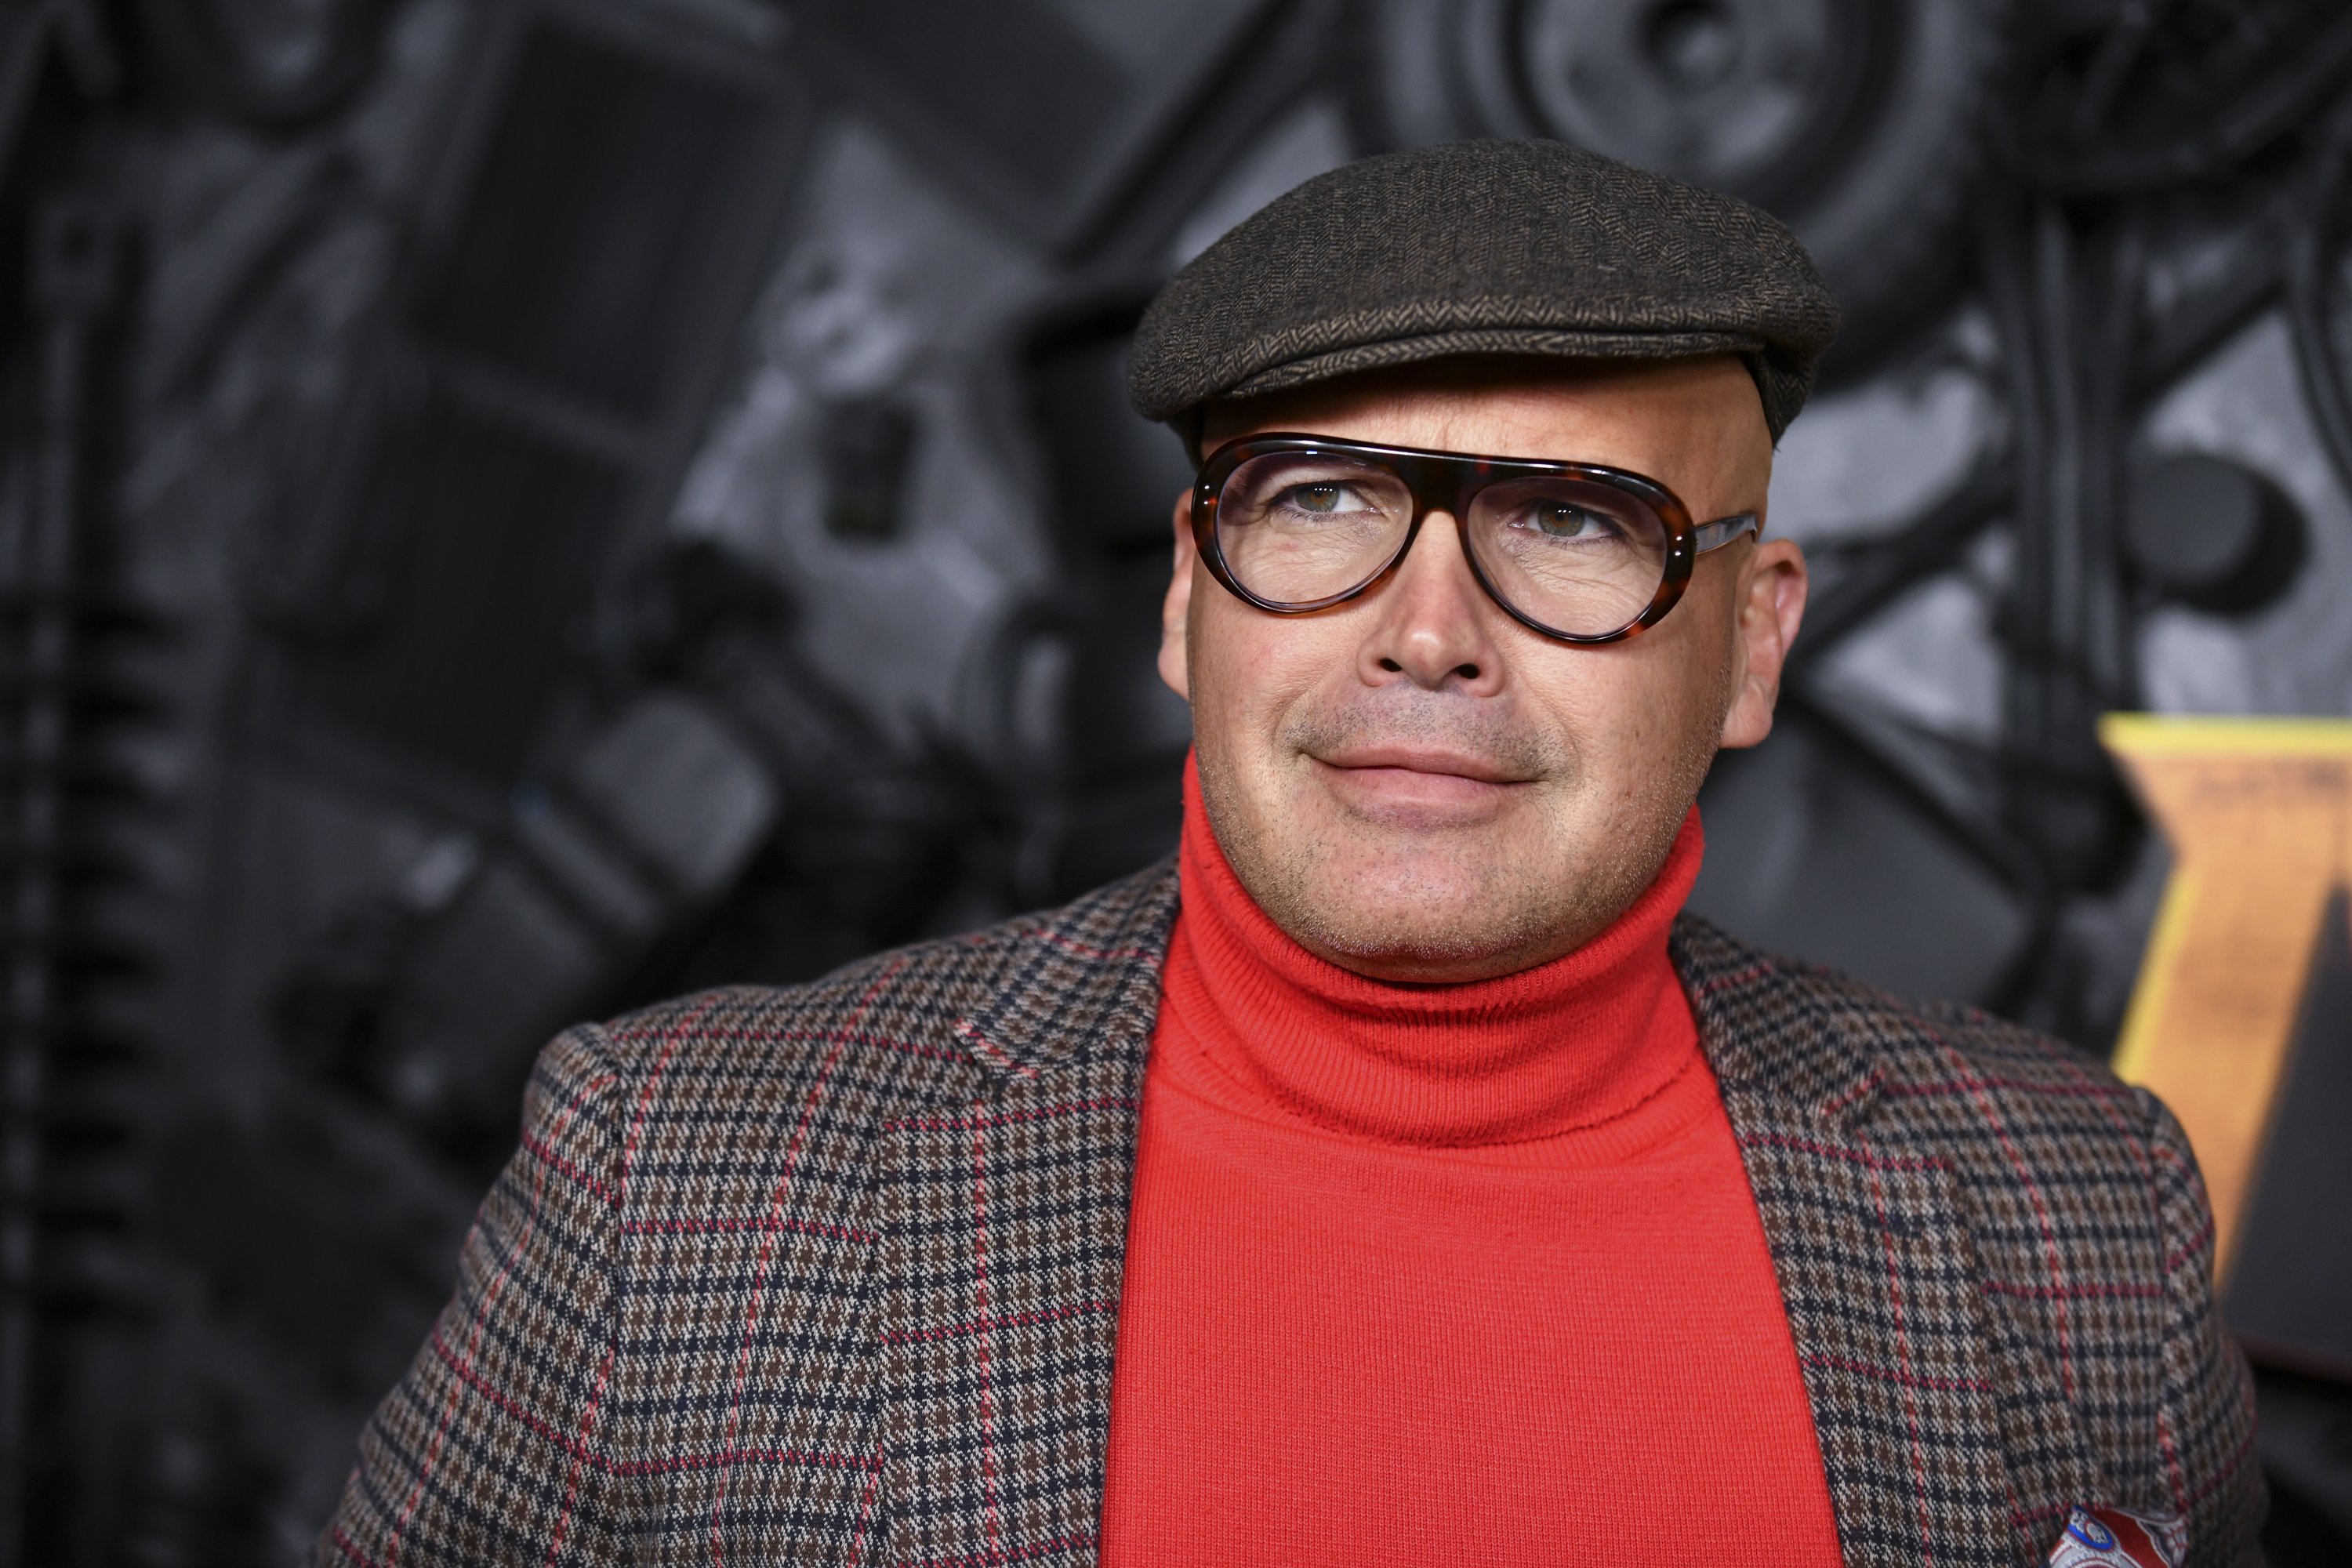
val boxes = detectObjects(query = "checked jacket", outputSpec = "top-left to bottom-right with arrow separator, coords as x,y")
319,861 -> 2263,1567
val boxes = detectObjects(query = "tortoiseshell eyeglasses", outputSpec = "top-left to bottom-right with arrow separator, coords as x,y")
1191,433 -> 1759,645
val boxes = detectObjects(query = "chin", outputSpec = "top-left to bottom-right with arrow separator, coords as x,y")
1303,855 -> 1544,967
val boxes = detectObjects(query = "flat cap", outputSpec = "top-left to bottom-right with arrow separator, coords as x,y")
1128,138 -> 1839,443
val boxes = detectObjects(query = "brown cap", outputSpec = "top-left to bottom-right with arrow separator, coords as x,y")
1127,138 -> 1840,443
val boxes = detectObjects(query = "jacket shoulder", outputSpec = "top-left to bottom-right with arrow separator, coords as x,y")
1673,910 -> 2155,1151
585,858 -> 1181,1131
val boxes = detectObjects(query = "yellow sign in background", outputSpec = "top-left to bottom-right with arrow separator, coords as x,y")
2102,714 -> 2352,1275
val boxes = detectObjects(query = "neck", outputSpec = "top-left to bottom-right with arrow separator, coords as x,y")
1160,755 -> 1704,1146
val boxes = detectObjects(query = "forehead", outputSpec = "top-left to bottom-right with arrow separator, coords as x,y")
1200,354 -> 1769,480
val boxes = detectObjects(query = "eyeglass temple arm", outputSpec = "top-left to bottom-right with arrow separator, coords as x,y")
1691,513 -> 1760,553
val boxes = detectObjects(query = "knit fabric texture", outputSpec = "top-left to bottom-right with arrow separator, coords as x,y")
1127,138 -> 1842,442
1097,772 -> 1844,1565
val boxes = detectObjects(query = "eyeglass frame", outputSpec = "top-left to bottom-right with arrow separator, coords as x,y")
1189,432 -> 1762,646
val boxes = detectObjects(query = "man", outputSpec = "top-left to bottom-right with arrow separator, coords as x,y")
320,140 -> 2261,1566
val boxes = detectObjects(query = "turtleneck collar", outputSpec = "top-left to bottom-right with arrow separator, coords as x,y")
1157,752 -> 1704,1148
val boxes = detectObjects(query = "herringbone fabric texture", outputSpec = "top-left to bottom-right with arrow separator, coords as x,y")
1126,139 -> 1841,441
319,863 -> 2260,1567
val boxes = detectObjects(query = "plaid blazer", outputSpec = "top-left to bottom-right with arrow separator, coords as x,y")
319,862 -> 2263,1567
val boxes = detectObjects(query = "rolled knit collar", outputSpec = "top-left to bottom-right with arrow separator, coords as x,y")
1160,752 -> 1704,1148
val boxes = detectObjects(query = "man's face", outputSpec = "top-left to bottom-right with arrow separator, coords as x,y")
1157,354 -> 1806,982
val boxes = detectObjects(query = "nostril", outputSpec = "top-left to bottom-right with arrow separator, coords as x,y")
1379,658 -> 1403,672
1454,663 -> 1480,680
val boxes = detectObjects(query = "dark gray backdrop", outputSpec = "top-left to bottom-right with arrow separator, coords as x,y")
2,1 -> 2349,1561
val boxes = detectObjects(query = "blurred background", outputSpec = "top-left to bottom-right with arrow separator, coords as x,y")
2,0 -> 2350,1561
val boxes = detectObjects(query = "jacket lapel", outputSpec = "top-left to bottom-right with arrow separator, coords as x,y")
878,866 -> 1177,1567
1676,916 -> 2027,1567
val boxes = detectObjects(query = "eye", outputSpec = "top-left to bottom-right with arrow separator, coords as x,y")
1278,481 -> 1376,517
1519,501 -> 1612,540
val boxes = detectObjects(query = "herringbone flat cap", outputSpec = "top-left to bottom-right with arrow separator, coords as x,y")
1128,139 -> 1839,442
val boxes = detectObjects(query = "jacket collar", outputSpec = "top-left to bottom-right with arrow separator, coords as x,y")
952,866 -> 1888,1120
952,862 -> 1178,1080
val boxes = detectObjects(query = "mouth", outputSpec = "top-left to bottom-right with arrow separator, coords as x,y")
1306,745 -> 1537,815
1313,744 -> 1530,785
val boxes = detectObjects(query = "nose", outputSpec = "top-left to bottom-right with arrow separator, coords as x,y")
1356,513 -> 1504,695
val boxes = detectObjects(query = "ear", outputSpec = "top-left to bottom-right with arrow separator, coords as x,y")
1717,537 -> 1807,750
1158,489 -> 1196,702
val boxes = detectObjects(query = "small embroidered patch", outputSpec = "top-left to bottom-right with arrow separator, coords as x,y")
2046,1502 -> 2188,1567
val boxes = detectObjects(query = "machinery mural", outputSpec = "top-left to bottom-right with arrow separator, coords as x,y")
0,0 -> 2347,1559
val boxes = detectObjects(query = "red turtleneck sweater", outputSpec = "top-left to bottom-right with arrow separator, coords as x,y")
1096,762 -> 1844,1565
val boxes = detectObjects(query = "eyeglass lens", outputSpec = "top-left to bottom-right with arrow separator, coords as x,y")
1214,452 -> 1671,637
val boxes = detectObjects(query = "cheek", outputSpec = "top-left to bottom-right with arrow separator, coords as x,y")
1521,614 -> 1730,786
1622,595 -> 1741,756
1185,572 -> 1344,760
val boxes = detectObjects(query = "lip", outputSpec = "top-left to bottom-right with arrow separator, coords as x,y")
1309,745 -> 1534,786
